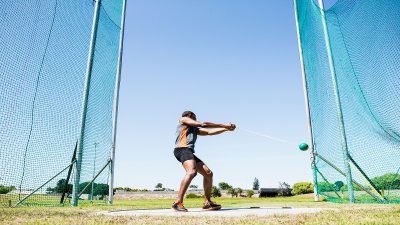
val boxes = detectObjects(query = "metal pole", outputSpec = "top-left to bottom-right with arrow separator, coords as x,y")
316,0 -> 355,203
91,143 -> 98,201
315,168 -> 342,199
316,153 -> 381,202
293,0 -> 319,201
108,0 -> 127,205
14,161 -> 76,207
348,156 -> 386,202
79,160 -> 111,197
60,141 -> 78,204
72,0 -> 102,207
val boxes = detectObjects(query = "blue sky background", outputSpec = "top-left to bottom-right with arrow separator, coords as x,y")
115,0 -> 338,190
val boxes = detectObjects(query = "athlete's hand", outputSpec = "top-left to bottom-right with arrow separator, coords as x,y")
227,123 -> 236,131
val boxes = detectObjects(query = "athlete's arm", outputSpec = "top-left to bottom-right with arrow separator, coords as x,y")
180,117 -> 203,127
197,128 -> 231,136
180,117 -> 236,130
201,121 -> 235,129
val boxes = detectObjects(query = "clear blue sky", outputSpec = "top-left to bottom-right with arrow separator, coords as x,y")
115,0 -> 338,190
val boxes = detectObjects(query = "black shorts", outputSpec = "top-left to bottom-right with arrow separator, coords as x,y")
174,147 -> 203,164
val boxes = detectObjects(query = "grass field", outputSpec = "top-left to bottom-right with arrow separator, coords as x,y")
1,195 -> 400,224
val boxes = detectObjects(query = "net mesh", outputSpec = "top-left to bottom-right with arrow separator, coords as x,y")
0,0 -> 124,207
295,0 -> 400,203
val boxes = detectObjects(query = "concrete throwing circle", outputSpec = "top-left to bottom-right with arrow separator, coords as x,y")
99,207 -> 331,217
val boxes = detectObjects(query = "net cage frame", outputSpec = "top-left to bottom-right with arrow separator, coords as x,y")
0,0 -> 127,207
294,0 -> 400,203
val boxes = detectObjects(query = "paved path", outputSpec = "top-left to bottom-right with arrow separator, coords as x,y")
99,207 -> 331,217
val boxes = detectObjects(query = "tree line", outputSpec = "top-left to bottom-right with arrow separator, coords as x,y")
46,179 -> 110,196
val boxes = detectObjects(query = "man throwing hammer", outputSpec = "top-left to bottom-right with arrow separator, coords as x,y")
172,111 -> 236,212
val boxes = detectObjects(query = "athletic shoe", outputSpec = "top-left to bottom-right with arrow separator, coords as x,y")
202,201 -> 221,210
172,202 -> 188,212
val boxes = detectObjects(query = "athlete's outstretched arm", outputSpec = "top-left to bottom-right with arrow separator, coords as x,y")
197,127 -> 233,136
180,117 -> 236,130
180,117 -> 203,127
201,121 -> 235,129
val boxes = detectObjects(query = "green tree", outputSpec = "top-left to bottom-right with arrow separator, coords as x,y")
237,187 -> 243,196
55,179 -> 73,194
291,182 -> 314,195
246,189 -> 255,198
94,183 -> 109,196
340,183 -> 363,192
372,173 -> 400,190
279,182 -> 292,196
46,179 -> 72,194
334,181 -> 344,192
218,182 -> 232,190
253,177 -> 260,190
155,183 -> 163,189
46,187 -> 55,194
227,187 -> 238,197
317,181 -> 334,192
211,186 -> 221,198
0,185 -> 16,194
124,187 -> 134,192
78,182 -> 109,196
189,184 -> 198,189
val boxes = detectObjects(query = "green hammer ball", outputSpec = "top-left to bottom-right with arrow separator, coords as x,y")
299,143 -> 309,151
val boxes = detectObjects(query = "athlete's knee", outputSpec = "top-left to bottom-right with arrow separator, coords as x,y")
205,170 -> 213,178
187,169 -> 197,178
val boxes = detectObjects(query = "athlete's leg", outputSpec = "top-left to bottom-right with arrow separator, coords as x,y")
176,159 -> 197,203
196,161 -> 213,203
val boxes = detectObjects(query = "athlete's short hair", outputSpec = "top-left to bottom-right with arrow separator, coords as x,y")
182,111 -> 195,117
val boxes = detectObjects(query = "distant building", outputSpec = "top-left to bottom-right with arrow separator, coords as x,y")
259,188 -> 292,197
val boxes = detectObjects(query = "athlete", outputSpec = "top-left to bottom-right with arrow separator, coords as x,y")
172,111 -> 236,212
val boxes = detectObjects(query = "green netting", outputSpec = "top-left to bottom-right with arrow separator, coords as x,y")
295,0 -> 400,203
0,0 -> 124,207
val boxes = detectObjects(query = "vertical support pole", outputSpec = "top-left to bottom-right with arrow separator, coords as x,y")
109,0 -> 127,205
317,0 -> 355,203
293,0 -> 319,201
72,0 -> 102,207
60,141 -> 77,204
91,142 -> 98,201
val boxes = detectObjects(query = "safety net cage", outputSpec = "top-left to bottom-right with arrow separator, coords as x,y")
295,0 -> 400,203
0,0 -> 125,207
